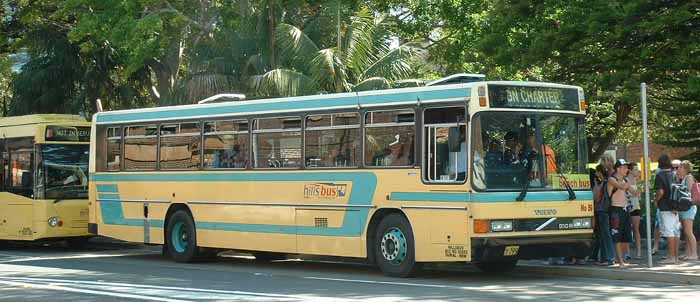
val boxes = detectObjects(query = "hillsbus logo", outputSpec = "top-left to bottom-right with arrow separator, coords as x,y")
304,183 -> 347,199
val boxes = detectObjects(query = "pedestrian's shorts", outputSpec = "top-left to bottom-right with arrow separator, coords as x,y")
658,210 -> 681,238
610,206 -> 632,243
680,205 -> 697,221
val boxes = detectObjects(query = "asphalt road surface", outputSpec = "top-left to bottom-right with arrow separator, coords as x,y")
0,239 -> 697,302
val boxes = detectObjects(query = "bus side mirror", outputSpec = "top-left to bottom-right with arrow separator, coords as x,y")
448,128 -> 461,152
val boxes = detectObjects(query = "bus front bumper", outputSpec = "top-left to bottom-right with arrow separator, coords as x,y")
471,233 -> 593,262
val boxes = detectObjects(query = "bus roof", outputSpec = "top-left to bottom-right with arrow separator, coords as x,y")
95,81 -> 583,125
0,114 -> 88,127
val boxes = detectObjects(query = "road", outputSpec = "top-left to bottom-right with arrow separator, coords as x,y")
0,240 -> 697,302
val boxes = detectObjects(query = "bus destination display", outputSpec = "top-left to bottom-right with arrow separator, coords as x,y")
488,85 -> 579,111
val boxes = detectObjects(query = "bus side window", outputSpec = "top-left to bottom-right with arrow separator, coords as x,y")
253,117 -> 301,169
124,125 -> 157,170
6,139 -> 34,198
364,109 -> 415,167
203,120 -> 249,169
160,123 -> 201,170
305,113 -> 360,168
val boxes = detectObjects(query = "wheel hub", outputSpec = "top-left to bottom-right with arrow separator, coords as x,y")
380,227 -> 407,265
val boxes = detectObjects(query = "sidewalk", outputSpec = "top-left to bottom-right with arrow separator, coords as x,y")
517,253 -> 700,285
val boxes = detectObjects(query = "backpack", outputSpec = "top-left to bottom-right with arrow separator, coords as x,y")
692,182 -> 700,205
594,179 -> 615,212
670,178 -> 693,211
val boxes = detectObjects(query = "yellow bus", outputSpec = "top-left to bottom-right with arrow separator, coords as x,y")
0,114 -> 91,247
89,78 -> 593,277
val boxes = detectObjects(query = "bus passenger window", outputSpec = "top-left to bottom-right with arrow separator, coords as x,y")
305,113 -> 360,168
365,109 -> 415,167
253,117 -> 301,168
106,127 -> 121,171
160,123 -> 201,170
123,125 -> 157,170
8,144 -> 33,198
203,120 -> 249,169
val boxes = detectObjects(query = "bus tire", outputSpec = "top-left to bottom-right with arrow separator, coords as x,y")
254,252 -> 286,261
475,260 -> 518,274
166,210 -> 200,262
374,214 -> 421,277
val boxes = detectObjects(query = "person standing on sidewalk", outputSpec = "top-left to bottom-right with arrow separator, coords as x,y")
677,160 -> 698,261
593,164 -> 615,265
656,154 -> 682,264
608,159 -> 633,267
627,163 -> 643,260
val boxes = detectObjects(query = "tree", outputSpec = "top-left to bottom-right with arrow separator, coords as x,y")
252,7 -> 425,97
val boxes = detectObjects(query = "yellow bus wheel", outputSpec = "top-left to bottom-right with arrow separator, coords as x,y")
166,210 -> 200,262
374,214 -> 421,277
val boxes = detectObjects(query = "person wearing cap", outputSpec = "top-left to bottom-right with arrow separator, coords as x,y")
608,159 -> 633,267
655,154 -> 681,264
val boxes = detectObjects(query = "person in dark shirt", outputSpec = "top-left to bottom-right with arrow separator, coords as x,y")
655,154 -> 681,264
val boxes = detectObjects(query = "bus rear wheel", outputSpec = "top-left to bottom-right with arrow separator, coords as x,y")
374,214 -> 421,277
166,210 -> 200,262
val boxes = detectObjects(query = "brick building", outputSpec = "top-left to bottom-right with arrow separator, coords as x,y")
615,142 -> 697,162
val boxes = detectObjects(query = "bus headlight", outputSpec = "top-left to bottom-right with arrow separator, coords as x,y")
490,220 -> 513,232
572,218 -> 592,229
48,216 -> 60,227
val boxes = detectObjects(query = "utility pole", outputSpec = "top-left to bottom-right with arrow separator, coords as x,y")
641,83 -> 653,268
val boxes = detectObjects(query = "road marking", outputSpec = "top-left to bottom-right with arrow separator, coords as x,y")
0,251 -> 151,264
0,276 -> 354,302
0,279 -> 192,302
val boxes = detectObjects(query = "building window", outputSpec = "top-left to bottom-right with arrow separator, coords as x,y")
305,113 -> 360,168
253,117 -> 301,168
203,120 -> 249,169
365,109 -> 415,167
159,123 -> 201,170
123,125 -> 157,170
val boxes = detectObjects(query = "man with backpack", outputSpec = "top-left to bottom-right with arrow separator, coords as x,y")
655,154 -> 682,264
593,164 -> 615,265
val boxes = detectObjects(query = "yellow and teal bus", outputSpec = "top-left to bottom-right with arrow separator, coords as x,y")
89,78 -> 593,276
0,115 -> 91,247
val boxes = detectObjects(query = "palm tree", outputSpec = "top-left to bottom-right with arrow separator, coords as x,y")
250,7 -> 425,97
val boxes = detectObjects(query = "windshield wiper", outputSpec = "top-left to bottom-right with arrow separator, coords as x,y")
516,151 -> 536,201
546,153 -> 576,201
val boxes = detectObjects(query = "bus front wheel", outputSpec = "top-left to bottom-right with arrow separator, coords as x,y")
374,214 -> 421,277
166,210 -> 200,262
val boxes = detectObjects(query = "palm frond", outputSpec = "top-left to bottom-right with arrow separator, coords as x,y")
361,42 -> 425,81
352,77 -> 390,92
250,69 -> 320,97
309,48 -> 350,93
343,8 -> 378,74
275,23 -> 320,72
172,73 -> 238,104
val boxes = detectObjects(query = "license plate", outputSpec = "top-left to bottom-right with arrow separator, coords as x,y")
504,245 -> 520,256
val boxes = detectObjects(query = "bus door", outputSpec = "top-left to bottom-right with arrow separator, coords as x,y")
423,106 -> 467,183
0,139 -> 35,239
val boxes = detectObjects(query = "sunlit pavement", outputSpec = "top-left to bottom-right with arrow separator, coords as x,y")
1,240 -> 699,302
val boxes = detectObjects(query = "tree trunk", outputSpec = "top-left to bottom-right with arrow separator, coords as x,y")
268,0 -> 276,69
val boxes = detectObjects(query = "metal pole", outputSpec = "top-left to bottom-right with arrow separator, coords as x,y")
641,83 -> 653,268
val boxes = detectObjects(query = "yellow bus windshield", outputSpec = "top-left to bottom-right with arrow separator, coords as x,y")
37,144 -> 90,199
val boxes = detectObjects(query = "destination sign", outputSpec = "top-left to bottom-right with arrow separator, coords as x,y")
488,85 -> 579,111
46,126 -> 91,142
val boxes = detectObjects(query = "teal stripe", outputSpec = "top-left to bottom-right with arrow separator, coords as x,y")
97,187 -> 165,228
391,191 -> 593,203
98,193 -> 120,200
95,173 -> 376,237
391,192 -> 468,202
470,191 -> 593,203
96,87 -> 469,124
96,184 -> 119,193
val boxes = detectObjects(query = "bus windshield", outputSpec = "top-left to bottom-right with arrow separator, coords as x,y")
39,144 -> 89,199
472,112 -> 588,191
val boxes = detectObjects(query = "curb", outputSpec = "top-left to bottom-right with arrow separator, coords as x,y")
516,264 -> 700,285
